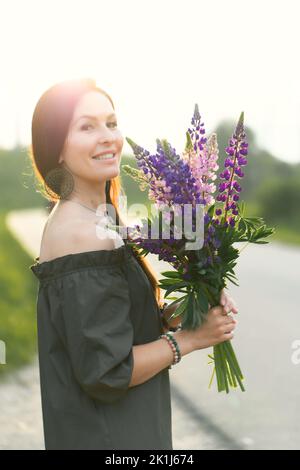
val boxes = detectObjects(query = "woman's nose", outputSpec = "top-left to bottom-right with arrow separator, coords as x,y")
97,129 -> 116,144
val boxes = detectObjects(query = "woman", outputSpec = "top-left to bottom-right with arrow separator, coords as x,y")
29,78 -> 238,450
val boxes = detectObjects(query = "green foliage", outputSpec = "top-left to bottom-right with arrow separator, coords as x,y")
213,120 -> 300,245
121,164 -> 149,192
0,147 -> 48,212
214,121 -> 295,200
119,155 -> 151,211
0,148 -> 153,214
234,208 -> 276,244
0,213 -> 38,380
255,177 -> 300,229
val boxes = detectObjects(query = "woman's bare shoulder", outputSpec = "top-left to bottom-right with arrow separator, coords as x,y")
39,210 -> 115,262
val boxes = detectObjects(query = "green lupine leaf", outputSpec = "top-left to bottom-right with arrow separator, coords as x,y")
161,271 -> 183,279
165,295 -> 187,310
163,283 -> 189,297
225,275 -> 239,286
167,296 -> 189,320
208,204 -> 216,217
237,201 -> 246,217
238,219 -> 247,233
195,288 -> 209,314
158,278 -> 183,286
182,294 -> 194,329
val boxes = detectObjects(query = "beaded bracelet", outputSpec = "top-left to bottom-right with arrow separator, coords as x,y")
159,332 -> 182,369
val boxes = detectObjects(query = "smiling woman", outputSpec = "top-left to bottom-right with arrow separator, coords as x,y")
27,77 -> 187,450
29,78 -> 161,300
57,87 -> 123,188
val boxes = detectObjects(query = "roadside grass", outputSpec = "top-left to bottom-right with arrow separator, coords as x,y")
0,210 -> 38,380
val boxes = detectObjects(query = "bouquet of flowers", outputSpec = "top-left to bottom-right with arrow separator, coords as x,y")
122,105 -> 275,393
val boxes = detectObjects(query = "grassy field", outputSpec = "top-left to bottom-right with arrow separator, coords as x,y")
0,210 -> 38,380
0,147 -> 48,212
0,148 -> 42,379
243,200 -> 300,246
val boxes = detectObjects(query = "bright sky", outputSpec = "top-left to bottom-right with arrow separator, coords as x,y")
1,0 -> 299,163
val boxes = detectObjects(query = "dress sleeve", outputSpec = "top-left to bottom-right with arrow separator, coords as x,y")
57,265 -> 134,404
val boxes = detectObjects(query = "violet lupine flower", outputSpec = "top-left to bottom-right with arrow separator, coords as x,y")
127,214 -> 187,264
215,112 -> 248,227
181,104 -> 219,206
201,213 -> 222,267
125,136 -> 206,264
127,136 -> 204,211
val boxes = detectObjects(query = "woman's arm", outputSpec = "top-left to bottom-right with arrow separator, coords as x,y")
129,329 -> 196,387
129,303 -> 238,387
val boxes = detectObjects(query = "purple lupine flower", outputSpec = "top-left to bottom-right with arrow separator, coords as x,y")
127,137 -> 202,213
213,238 -> 222,249
182,106 -> 219,206
125,109 -> 248,270
204,213 -> 211,224
139,136 -> 209,258
215,112 -> 248,225
190,104 -> 207,151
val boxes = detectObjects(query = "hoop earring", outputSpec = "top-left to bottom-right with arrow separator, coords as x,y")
44,164 -> 74,200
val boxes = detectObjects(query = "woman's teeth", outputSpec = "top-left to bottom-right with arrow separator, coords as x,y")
93,153 -> 115,161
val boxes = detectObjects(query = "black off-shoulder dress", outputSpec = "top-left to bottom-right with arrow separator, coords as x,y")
29,241 -> 173,450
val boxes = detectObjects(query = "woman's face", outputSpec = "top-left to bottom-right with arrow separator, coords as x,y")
59,90 -> 123,183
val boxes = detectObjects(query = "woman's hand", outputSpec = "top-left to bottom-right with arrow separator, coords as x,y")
162,288 -> 238,331
191,305 -> 238,350
219,288 -> 239,315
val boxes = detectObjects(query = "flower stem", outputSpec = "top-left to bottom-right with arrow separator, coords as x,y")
223,340 -> 244,378
222,342 -> 245,391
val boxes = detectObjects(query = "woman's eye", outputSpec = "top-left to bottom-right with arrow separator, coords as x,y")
80,122 -> 118,131
81,124 -> 93,131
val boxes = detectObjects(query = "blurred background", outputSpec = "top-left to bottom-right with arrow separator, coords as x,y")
0,0 -> 299,450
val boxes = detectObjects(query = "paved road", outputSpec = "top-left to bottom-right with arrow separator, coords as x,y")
159,241 -> 300,450
1,209 -> 299,449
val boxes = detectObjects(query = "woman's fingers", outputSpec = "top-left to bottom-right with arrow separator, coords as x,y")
225,303 -> 238,314
220,289 -> 227,307
224,315 -> 236,325
220,290 -> 239,315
